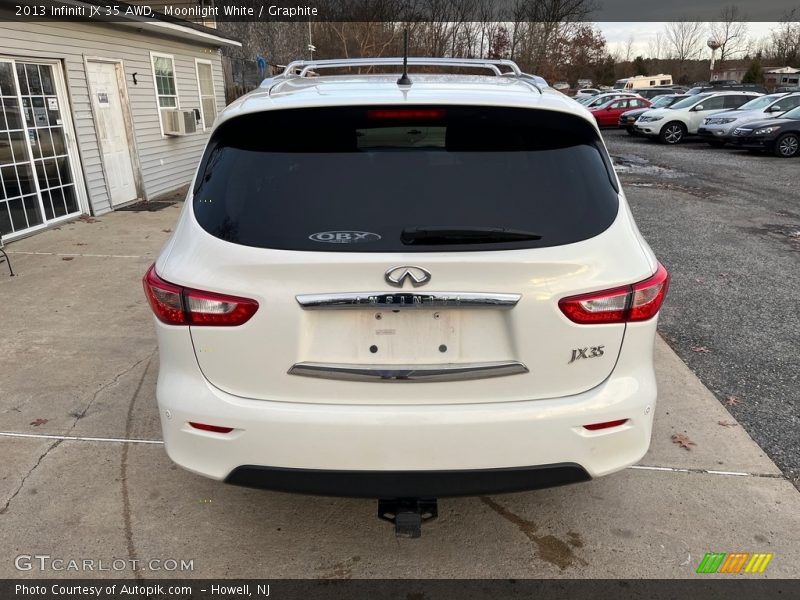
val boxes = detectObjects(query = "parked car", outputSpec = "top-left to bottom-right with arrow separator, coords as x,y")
618,94 -> 687,134
634,91 -> 763,144
553,81 -> 571,91
142,57 -> 668,532
697,92 -> 800,146
686,83 -> 768,95
631,87 -> 682,100
729,104 -> 800,157
589,96 -> 650,127
574,88 -> 601,98
578,91 -> 639,108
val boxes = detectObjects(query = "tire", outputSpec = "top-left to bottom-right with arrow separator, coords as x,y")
774,133 -> 799,158
660,122 -> 686,144
626,127 -> 638,136
707,140 -> 725,148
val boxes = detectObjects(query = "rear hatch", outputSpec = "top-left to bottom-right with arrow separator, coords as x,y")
166,104 -> 652,405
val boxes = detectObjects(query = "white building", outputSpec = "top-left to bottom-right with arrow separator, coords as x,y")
0,3 -> 240,240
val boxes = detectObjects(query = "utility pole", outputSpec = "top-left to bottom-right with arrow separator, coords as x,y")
308,21 -> 316,60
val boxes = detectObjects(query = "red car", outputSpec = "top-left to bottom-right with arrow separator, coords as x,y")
590,96 -> 651,127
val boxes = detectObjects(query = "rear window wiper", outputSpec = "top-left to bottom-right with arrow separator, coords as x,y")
401,226 -> 542,245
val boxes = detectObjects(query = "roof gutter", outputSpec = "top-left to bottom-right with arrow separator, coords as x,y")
63,0 -> 241,48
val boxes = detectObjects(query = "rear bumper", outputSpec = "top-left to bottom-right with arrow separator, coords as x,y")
226,463 -> 590,498
154,319 -> 659,496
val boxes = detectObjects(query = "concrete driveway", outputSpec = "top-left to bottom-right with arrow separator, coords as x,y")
1,204 -> 799,579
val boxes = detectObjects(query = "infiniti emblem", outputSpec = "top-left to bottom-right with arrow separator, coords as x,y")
384,265 -> 432,288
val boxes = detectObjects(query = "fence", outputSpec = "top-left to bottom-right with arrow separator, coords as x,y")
222,56 -> 269,103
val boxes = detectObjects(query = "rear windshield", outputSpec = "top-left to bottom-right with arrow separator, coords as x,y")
193,106 -> 619,252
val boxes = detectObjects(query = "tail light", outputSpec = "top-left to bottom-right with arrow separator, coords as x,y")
367,109 -> 446,120
143,265 -> 258,326
559,263 -> 669,324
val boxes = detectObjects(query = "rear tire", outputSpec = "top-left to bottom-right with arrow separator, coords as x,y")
660,122 -> 686,144
774,133 -> 799,158
626,127 -> 638,136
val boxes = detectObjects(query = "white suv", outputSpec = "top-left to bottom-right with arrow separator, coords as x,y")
143,58 -> 668,534
635,91 -> 762,143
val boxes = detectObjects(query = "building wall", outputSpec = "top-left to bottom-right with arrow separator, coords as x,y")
0,19 -> 226,214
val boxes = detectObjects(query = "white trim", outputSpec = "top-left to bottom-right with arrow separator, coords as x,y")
0,57 -> 87,238
194,58 -> 217,131
149,51 -> 179,137
114,19 -> 241,48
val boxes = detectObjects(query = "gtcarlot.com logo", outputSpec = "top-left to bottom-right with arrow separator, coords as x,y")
15,554 -> 194,572
697,552 -> 773,574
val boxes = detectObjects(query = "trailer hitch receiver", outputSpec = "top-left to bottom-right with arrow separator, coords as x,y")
378,498 -> 438,538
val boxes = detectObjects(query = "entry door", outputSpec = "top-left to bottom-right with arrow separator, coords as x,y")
87,61 -> 137,206
0,59 -> 82,238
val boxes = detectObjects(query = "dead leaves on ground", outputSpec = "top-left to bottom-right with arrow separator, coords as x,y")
718,420 -> 738,428
671,433 -> 696,450
691,346 -> 711,354
725,395 -> 741,406
29,418 -> 48,426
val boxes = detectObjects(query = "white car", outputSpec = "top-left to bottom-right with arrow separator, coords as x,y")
574,87 -> 600,97
143,57 -> 668,535
697,92 -> 800,146
635,91 -> 763,144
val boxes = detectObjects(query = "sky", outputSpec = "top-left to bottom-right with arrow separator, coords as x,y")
601,22 -> 778,58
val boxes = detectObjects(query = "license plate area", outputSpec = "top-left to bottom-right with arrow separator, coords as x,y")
357,309 -> 461,362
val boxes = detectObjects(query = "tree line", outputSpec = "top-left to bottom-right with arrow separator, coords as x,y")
212,1 -> 800,88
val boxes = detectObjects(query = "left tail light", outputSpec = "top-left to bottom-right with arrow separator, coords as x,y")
143,264 -> 259,326
559,263 -> 669,324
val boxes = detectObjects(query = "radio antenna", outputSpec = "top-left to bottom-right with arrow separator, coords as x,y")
397,29 -> 412,87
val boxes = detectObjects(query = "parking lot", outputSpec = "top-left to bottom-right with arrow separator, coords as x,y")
1,132 -> 799,579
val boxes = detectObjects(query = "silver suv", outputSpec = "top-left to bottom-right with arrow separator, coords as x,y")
698,92 -> 800,146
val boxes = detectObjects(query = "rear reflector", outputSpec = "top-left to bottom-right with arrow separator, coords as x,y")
558,263 -> 669,324
583,419 -> 629,431
143,264 -> 258,326
367,109 -> 446,120
189,422 -> 234,434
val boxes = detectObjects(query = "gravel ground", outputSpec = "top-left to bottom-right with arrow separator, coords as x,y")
603,128 -> 800,488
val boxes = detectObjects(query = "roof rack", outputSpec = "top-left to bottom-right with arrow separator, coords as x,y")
276,57 -> 541,93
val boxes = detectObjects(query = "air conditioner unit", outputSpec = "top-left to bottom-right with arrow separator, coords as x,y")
163,110 -> 197,136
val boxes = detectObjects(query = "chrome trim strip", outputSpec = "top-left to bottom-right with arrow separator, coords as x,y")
288,361 -> 528,382
296,292 -> 521,310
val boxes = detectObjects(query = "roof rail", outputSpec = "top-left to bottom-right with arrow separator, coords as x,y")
282,57 -> 523,78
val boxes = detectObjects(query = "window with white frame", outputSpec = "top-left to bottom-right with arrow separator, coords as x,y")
195,60 -> 217,129
151,53 -> 178,132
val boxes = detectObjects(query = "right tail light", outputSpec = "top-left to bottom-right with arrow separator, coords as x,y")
559,263 -> 669,324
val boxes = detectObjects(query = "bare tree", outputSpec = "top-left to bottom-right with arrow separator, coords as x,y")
623,34 -> 635,63
664,20 -> 706,75
647,31 -> 665,60
709,5 -> 750,65
767,8 -> 800,64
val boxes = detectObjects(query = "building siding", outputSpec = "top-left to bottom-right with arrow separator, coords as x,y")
0,19 -> 227,214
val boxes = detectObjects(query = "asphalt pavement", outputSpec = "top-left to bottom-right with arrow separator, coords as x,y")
0,154 -> 798,578
605,128 -> 800,488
